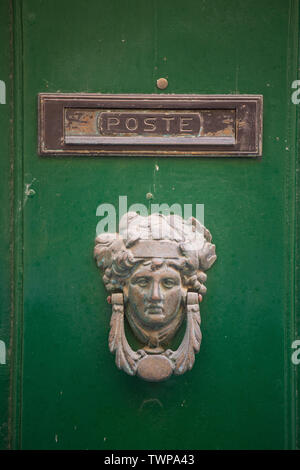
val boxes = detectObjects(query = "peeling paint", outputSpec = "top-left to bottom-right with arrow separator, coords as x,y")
24,179 -> 36,205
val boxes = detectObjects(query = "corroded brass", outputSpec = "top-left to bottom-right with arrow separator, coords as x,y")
156,78 -> 168,89
94,212 -> 217,382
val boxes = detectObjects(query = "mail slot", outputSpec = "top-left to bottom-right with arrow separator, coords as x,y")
38,93 -> 263,156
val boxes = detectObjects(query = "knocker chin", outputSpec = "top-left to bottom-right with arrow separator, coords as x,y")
94,211 -> 216,382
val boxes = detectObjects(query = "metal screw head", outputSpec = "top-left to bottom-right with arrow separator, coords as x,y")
156,78 -> 168,90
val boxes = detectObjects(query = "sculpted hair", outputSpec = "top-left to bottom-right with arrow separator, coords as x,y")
94,212 -> 216,294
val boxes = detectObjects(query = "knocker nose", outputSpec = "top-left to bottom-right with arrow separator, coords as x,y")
150,281 -> 162,302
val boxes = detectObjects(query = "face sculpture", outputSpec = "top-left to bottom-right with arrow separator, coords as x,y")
124,261 -> 186,351
94,212 -> 216,381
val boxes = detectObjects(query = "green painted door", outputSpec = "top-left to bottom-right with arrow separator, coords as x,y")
1,0 -> 299,449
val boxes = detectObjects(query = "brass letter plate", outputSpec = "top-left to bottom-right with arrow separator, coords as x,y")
38,93 -> 263,157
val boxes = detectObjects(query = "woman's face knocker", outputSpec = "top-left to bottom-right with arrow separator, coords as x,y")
94,212 -> 217,381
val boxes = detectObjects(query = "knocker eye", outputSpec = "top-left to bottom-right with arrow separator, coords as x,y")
162,278 -> 177,289
135,277 -> 150,288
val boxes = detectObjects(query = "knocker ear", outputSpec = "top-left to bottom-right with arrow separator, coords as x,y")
122,288 -> 128,304
181,288 -> 187,306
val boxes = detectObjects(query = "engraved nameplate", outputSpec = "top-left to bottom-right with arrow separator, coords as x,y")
38,94 -> 263,156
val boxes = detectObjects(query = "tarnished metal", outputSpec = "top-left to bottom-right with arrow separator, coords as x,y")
38,93 -> 263,156
94,212 -> 217,382
156,78 -> 168,89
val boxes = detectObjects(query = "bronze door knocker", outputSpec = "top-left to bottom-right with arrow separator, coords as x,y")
94,212 -> 216,382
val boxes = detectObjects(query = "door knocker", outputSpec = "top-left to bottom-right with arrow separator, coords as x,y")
94,212 -> 216,382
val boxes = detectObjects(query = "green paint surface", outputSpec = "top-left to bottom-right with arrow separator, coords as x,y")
0,0 -> 12,451
7,0 -> 299,449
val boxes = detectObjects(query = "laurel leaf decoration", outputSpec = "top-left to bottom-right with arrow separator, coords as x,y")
164,294 -> 202,375
109,294 -> 143,376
